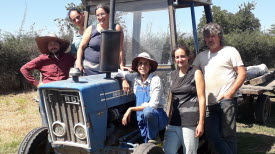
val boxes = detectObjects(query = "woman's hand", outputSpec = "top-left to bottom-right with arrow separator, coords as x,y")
195,123 -> 204,137
121,66 -> 133,72
122,80 -> 130,94
37,82 -> 44,88
122,108 -> 132,126
75,59 -> 84,72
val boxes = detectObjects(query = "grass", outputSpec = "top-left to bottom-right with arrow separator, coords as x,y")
237,98 -> 275,154
0,92 -> 274,154
0,91 -> 41,154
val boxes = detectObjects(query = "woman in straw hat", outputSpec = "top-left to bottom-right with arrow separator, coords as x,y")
117,52 -> 168,144
20,34 -> 75,88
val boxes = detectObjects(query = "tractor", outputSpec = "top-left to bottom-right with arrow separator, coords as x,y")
18,0 -> 213,153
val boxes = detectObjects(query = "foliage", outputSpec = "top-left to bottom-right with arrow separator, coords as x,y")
0,3 -> 80,94
184,30 -> 275,68
268,24 -> 275,36
235,2 -> 260,32
226,30 -> 275,68
198,6 -> 235,34
0,30 -> 40,94
196,2 -> 274,68
198,2 -> 260,34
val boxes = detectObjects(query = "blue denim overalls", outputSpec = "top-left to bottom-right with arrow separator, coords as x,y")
135,79 -> 168,143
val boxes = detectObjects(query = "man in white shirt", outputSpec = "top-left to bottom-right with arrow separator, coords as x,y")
193,23 -> 246,154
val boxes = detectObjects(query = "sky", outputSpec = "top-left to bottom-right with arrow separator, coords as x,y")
0,0 -> 273,36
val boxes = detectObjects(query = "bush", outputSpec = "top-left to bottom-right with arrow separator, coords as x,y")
0,32 -> 39,94
225,30 -> 275,68
180,30 -> 275,69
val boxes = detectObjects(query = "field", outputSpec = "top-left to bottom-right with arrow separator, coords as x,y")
0,91 -> 41,154
0,91 -> 274,154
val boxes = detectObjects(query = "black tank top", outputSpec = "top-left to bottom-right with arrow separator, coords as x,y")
169,66 -> 199,126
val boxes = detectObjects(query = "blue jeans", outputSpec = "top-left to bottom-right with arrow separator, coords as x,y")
138,107 -> 168,143
205,98 -> 237,154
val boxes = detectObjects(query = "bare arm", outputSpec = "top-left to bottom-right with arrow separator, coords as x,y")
195,69 -> 206,137
76,25 -> 92,72
122,106 -> 145,126
20,57 -> 41,87
115,25 -> 132,71
115,25 -> 125,69
220,66 -> 246,100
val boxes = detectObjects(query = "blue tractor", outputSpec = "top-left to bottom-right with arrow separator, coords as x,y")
18,0 -> 213,153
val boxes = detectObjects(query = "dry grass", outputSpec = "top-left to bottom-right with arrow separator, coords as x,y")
0,91 -> 41,154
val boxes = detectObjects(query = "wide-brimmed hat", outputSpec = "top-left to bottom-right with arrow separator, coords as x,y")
132,52 -> 158,73
35,34 -> 70,54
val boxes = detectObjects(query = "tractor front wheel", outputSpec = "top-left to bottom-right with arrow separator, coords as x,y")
133,143 -> 164,154
18,127 -> 54,154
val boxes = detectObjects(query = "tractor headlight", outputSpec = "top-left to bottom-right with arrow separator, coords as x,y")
74,124 -> 87,139
52,121 -> 66,137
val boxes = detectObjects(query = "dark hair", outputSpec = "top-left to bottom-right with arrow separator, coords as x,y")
202,22 -> 224,46
95,4 -> 110,14
67,7 -> 83,21
172,44 -> 195,64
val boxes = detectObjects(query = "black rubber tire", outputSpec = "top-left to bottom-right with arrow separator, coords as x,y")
18,127 -> 54,154
255,95 -> 271,124
132,143 -> 164,154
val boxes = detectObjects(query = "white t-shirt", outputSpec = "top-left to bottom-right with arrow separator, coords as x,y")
193,46 -> 244,105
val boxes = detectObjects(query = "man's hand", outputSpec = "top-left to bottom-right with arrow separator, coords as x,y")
218,92 -> 234,101
218,66 -> 246,101
122,108 -> 132,126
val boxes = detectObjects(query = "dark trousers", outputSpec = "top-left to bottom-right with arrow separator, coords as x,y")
205,98 -> 237,154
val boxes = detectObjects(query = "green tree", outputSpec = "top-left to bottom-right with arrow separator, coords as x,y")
198,2 -> 260,34
268,24 -> 275,35
196,2 -> 275,68
234,2 -> 260,32
225,30 -> 275,67
198,6 -> 235,34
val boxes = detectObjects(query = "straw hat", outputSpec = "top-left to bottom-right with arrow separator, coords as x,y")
35,34 -> 70,54
132,52 -> 158,73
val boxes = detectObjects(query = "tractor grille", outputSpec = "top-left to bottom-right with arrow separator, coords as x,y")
42,89 -> 89,147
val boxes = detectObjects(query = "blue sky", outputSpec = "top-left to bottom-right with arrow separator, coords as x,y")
0,0 -> 273,35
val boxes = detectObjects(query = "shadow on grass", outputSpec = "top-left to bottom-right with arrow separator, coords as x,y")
237,132 -> 275,154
